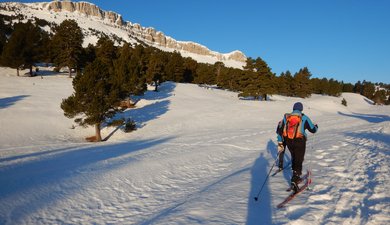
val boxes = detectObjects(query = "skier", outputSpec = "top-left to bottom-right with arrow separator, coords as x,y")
277,102 -> 318,191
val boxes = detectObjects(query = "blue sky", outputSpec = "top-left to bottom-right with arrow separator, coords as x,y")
8,0 -> 390,84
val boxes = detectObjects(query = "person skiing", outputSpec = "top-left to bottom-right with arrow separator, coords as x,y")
277,102 -> 318,191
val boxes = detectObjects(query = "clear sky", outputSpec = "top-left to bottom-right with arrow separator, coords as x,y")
7,0 -> 390,84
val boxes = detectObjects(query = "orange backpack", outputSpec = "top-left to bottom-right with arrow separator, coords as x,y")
283,113 -> 304,139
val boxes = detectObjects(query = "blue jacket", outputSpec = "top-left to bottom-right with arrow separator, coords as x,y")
276,110 -> 318,142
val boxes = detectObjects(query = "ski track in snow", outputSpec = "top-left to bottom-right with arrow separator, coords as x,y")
0,69 -> 390,224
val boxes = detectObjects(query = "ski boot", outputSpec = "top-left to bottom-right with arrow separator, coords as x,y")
290,172 -> 302,193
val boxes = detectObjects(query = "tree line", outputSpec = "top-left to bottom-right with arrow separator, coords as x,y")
1,18 -> 389,141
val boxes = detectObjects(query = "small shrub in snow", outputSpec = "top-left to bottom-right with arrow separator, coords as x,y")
341,98 -> 347,107
124,119 -> 136,133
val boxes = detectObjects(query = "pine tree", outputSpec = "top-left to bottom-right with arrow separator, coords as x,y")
128,44 -> 148,95
146,49 -> 165,91
0,17 -> 7,58
361,80 -> 375,99
372,90 -> 387,105
292,67 -> 312,98
327,79 -> 342,97
342,82 -> 354,93
214,61 -> 225,86
1,23 -> 25,76
278,71 -> 294,96
239,57 -> 275,100
194,63 -> 215,85
238,70 -> 262,99
114,43 -> 147,97
51,19 -> 83,77
183,57 -> 197,83
353,81 -> 363,94
95,36 -> 117,68
243,57 -> 255,71
79,43 -> 96,68
61,58 -> 121,142
1,21 -> 47,76
165,51 -> 184,82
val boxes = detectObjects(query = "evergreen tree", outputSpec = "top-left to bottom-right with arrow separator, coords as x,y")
1,21 -> 47,76
353,81 -> 363,94
311,78 -> 328,95
114,43 -> 147,97
79,43 -> 96,68
0,17 -> 7,58
129,44 -> 148,95
238,70 -> 260,99
327,79 -> 342,96
95,35 -> 117,68
214,61 -> 225,87
183,57 -> 197,83
146,49 -> 165,91
61,58 -> 121,142
342,82 -> 354,93
361,80 -> 375,99
51,19 -> 83,77
243,57 -> 255,71
194,63 -> 215,84
278,71 -> 294,96
1,23 -> 25,76
239,57 -> 275,100
165,51 -> 184,82
292,67 -> 312,98
372,89 -> 387,105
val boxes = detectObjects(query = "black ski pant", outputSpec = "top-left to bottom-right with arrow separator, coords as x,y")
285,138 -> 306,176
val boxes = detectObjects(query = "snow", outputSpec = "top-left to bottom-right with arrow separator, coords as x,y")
1,66 -> 390,224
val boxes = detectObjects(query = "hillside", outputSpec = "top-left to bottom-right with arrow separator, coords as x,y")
0,1 -> 246,68
0,67 -> 389,224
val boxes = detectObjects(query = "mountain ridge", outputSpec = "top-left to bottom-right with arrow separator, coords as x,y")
0,1 -> 247,68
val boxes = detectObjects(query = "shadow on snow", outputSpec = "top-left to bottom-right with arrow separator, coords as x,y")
103,82 -> 176,140
123,83 -> 176,127
338,111 -> 390,123
246,140 -> 280,224
0,137 -> 174,222
0,95 -> 30,109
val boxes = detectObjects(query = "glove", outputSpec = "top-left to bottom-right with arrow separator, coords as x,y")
277,142 -> 284,153
315,124 -> 318,128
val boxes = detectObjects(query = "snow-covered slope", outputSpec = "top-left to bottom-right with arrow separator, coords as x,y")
0,1 -> 246,69
0,67 -> 389,224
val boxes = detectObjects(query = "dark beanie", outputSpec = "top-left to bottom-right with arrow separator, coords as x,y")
293,102 -> 303,111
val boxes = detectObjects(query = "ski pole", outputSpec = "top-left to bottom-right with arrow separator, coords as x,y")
254,151 -> 281,201
307,133 -> 316,191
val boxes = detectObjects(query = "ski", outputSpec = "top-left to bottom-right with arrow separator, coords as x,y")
285,171 -> 310,191
277,170 -> 312,208
271,162 -> 291,177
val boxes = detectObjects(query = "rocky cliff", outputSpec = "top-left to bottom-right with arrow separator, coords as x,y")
42,1 -> 246,63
